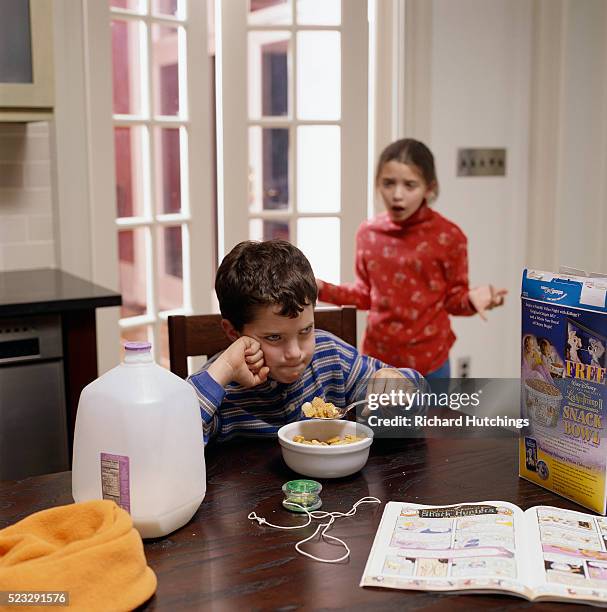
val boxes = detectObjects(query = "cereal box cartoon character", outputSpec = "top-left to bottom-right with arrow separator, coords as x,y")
589,338 -> 606,368
567,329 -> 583,363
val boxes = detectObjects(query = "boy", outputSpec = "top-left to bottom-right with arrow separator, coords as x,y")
188,240 -> 425,444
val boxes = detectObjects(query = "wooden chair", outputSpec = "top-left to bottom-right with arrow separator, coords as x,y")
168,306 -> 356,379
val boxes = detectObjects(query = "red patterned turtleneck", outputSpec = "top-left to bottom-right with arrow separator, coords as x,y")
318,203 -> 476,375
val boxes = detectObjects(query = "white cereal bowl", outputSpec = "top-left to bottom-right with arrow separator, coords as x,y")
277,420 -> 374,478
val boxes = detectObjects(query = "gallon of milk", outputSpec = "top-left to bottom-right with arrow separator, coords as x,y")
72,341 -> 206,538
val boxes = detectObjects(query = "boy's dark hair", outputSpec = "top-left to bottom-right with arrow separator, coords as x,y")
375,138 -> 439,199
215,240 -> 317,330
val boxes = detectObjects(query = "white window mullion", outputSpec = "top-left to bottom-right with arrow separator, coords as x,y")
156,213 -> 191,224
119,313 -> 156,329
139,17 -> 150,118
114,117 -> 190,128
144,10 -> 160,355
247,118 -> 346,127
248,25 -> 340,33
116,217 -> 153,228
140,125 -> 153,218
181,223 -> 193,314
177,26 -> 189,119
291,4 -> 298,247
253,210 -> 339,220
179,124 -> 192,312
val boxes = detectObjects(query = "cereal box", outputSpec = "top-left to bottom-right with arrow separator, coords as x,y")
520,269 -> 607,513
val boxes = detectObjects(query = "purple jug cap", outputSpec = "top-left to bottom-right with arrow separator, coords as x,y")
124,341 -> 152,352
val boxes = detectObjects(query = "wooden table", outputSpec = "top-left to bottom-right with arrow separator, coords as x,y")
0,436 -> 591,610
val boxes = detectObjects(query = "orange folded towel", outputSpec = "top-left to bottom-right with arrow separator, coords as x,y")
0,500 -> 157,611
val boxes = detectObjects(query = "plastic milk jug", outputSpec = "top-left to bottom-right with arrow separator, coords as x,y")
72,341 -> 206,538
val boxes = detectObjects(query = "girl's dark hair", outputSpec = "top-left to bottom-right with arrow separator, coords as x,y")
375,138 -> 439,199
215,240 -> 317,331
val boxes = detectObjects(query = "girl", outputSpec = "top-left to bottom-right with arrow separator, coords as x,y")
523,334 -> 552,383
539,337 -> 564,376
317,138 -> 506,379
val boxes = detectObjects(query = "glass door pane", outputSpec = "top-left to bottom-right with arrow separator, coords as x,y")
249,126 -> 289,212
156,225 -> 184,311
248,31 -> 290,119
296,31 -> 340,120
154,127 -> 184,214
153,0 -> 181,17
152,24 -> 183,117
250,219 -> 290,241
110,0 -> 144,12
297,217 -> 340,283
118,227 -> 149,317
297,125 -> 339,213
111,19 -> 146,115
296,0 -> 340,25
248,0 -> 291,25
115,126 -> 148,218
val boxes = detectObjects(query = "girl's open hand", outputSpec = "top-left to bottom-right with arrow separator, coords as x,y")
469,285 -> 508,321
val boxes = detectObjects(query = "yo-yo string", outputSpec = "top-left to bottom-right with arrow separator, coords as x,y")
247,496 -> 381,563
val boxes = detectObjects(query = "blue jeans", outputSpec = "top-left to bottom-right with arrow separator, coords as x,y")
425,359 -> 451,380
425,358 -> 450,395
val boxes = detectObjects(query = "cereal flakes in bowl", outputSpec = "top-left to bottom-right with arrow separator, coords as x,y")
277,419 -> 373,478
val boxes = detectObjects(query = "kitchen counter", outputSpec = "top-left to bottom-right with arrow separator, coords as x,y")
0,268 -> 121,475
0,268 -> 121,316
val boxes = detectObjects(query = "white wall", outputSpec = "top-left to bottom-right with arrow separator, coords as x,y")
527,0 -> 607,276
428,0 -> 532,377
400,0 -> 607,378
556,0 -> 607,274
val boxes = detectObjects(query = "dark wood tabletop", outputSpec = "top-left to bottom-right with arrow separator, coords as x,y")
0,435 -> 593,611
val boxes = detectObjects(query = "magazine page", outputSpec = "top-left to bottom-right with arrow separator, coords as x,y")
360,500 -> 532,598
524,505 -> 607,605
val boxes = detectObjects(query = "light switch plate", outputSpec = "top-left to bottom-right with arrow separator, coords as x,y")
457,148 -> 506,177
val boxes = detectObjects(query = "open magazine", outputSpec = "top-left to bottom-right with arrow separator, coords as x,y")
360,501 -> 607,606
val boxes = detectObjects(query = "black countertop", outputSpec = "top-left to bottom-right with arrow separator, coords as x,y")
0,268 -> 122,317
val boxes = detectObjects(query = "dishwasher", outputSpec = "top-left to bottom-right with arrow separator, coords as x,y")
0,314 -> 69,480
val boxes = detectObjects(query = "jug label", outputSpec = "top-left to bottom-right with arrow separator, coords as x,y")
100,453 -> 131,513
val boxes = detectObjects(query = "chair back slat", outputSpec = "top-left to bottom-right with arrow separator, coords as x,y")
168,306 -> 356,379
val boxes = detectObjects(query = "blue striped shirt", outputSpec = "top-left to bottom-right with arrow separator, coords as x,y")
188,330 -> 426,444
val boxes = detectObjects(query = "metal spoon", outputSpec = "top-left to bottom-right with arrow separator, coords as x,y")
303,399 -> 368,420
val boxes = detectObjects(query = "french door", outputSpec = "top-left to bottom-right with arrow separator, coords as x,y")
107,0 -> 214,367
218,0 -> 369,285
